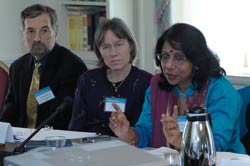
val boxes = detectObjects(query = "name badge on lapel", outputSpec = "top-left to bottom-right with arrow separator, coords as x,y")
104,97 -> 126,112
34,86 -> 55,105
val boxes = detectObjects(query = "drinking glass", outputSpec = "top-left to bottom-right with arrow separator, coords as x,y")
164,152 -> 180,166
45,136 -> 66,150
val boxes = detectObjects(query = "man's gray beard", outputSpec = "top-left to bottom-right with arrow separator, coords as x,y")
31,42 -> 50,60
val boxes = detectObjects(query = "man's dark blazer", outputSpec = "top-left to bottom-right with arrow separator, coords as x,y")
0,44 -> 87,130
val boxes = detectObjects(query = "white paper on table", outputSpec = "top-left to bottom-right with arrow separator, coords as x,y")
0,122 -> 14,143
217,152 -> 250,166
13,127 -> 96,141
220,159 -> 250,166
143,146 -> 178,159
142,147 -> 250,166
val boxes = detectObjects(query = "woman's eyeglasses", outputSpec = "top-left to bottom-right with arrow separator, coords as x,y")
99,39 -> 127,54
157,53 -> 188,65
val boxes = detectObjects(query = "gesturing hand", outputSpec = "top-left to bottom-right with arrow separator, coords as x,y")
109,103 -> 131,141
161,105 -> 182,149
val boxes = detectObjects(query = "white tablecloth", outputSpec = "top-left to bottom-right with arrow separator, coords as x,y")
145,147 -> 250,166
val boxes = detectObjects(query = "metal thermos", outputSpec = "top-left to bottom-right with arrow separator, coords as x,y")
180,107 -> 216,166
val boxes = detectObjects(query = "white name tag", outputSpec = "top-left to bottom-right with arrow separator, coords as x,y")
177,115 -> 187,132
0,122 -> 14,144
104,97 -> 126,112
34,86 -> 55,105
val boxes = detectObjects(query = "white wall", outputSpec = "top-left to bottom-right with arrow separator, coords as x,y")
136,0 -> 156,73
108,0 -> 133,31
0,0 -> 27,65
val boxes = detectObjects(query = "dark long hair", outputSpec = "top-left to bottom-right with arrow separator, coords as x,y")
155,23 -> 226,91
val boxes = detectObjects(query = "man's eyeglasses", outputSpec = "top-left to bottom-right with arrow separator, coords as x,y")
157,53 -> 188,65
99,39 -> 127,54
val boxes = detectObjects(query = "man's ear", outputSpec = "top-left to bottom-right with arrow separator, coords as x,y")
54,26 -> 58,40
21,29 -> 26,42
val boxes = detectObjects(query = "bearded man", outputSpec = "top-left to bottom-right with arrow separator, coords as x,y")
0,4 -> 87,129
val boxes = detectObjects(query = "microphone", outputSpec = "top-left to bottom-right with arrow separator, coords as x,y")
13,96 -> 73,154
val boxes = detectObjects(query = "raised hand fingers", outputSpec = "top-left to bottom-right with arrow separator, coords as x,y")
109,116 -> 116,129
161,115 -> 178,130
110,103 -> 129,128
112,103 -> 123,113
172,105 -> 179,118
